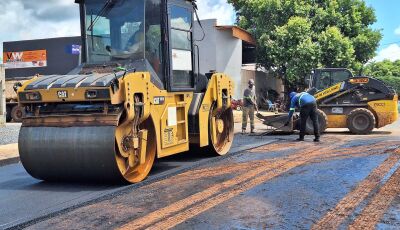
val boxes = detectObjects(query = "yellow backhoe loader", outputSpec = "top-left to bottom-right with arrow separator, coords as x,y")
17,0 -> 234,183
305,68 -> 398,134
258,68 -> 398,135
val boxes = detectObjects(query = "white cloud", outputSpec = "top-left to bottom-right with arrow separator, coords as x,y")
0,0 -> 235,61
0,1 -> 80,60
372,44 -> 400,62
196,0 -> 235,25
395,26 -> 400,36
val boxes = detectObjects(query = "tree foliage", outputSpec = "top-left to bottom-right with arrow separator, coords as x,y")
364,60 -> 400,94
228,0 -> 382,87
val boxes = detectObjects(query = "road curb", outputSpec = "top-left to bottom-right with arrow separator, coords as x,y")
8,139 -> 277,230
0,157 -> 20,167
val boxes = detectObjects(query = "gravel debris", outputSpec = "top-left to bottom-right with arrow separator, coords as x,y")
0,123 -> 21,145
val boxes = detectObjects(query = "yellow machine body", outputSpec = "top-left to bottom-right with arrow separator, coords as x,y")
17,72 -> 235,183
324,96 -> 398,129
17,0 -> 237,184
367,95 -> 399,128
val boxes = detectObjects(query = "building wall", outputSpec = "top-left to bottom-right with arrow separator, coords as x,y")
193,19 -> 217,75
216,30 -> 243,98
3,36 -> 81,80
194,19 -> 243,98
0,65 -> 5,125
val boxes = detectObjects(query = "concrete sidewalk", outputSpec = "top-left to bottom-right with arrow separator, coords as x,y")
0,143 -> 19,166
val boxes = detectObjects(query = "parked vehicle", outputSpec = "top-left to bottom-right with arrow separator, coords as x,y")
231,99 -> 243,111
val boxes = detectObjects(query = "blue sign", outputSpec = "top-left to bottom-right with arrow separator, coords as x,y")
66,44 -> 81,55
71,45 -> 81,55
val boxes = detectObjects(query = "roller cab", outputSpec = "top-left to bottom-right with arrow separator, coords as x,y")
17,0 -> 235,183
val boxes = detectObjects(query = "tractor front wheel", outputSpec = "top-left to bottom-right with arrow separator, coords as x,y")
347,108 -> 375,135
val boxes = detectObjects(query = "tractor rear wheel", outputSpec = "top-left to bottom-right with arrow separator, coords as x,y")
11,105 -> 25,122
305,109 -> 327,134
347,108 -> 375,135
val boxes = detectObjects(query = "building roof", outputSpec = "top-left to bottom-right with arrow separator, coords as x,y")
242,64 -> 267,72
215,26 -> 256,45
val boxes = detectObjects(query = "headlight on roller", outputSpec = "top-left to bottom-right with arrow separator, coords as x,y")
19,92 -> 42,101
85,90 -> 98,99
85,89 -> 110,100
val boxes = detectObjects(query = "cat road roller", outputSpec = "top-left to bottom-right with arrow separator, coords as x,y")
17,0 -> 235,183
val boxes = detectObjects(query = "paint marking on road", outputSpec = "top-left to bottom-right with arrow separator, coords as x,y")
348,155 -> 400,229
312,151 -> 400,230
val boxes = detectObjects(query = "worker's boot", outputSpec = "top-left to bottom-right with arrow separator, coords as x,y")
314,137 -> 320,142
296,136 -> 305,141
242,129 -> 246,135
251,128 -> 255,134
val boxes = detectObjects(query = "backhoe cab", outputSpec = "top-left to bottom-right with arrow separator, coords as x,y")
17,0 -> 235,184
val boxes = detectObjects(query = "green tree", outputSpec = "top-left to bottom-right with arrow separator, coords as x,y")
364,60 -> 400,94
364,60 -> 400,77
229,0 -> 382,87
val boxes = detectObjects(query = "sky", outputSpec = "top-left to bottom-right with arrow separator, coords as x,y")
0,0 -> 398,63
364,0 -> 400,62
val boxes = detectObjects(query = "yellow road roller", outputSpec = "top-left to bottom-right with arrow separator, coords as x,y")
17,0 -> 234,183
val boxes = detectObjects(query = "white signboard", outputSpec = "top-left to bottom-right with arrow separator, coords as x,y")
172,49 -> 192,71
168,107 -> 177,127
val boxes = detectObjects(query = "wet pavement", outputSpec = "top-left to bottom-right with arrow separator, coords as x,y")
0,125 -> 274,230
17,120 -> 400,230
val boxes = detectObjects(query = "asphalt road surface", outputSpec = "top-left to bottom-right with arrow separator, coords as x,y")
1,121 -> 400,229
0,127 -> 274,230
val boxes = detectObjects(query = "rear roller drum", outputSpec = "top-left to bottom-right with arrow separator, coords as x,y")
208,104 -> 234,156
11,105 -> 25,122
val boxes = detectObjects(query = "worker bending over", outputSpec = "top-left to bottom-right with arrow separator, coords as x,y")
285,92 -> 320,142
242,79 -> 257,134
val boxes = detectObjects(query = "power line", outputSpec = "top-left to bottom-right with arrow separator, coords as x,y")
380,41 -> 400,47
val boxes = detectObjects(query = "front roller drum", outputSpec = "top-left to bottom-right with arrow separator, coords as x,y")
19,122 -> 156,183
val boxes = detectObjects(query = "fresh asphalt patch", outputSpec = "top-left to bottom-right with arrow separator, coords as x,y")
0,134 -> 276,230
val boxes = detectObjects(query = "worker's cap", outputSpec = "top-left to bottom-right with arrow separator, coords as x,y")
248,79 -> 255,85
289,92 -> 297,99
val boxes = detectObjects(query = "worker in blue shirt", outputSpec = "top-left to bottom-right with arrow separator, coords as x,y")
285,91 -> 320,142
